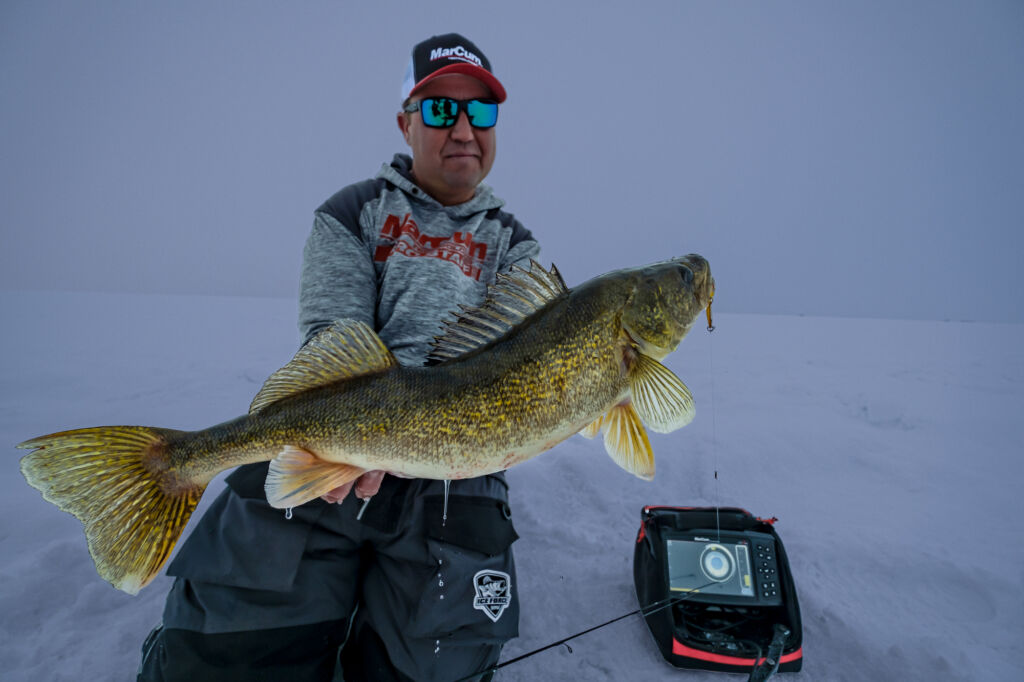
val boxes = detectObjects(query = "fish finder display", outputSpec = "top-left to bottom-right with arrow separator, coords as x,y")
667,535 -> 756,599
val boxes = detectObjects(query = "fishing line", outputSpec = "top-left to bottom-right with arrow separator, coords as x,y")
449,584 -> 720,682
451,296 -> 725,681
707,307 -> 721,542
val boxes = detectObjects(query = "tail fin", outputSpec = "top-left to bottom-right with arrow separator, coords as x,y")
18,426 -> 201,595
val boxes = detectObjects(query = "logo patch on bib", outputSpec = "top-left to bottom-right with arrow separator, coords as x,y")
473,570 -> 511,622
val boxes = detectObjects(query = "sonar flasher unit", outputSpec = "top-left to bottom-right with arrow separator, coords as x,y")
634,506 -> 803,678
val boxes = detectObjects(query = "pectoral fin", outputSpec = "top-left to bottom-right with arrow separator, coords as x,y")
628,353 -> 695,433
602,403 -> 655,481
265,446 -> 365,509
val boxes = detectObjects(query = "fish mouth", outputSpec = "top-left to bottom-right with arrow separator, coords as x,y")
675,255 -> 714,304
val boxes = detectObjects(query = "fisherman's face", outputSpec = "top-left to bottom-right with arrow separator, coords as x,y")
397,74 -> 497,206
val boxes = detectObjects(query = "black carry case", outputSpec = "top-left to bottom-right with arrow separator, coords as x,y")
633,506 -> 803,675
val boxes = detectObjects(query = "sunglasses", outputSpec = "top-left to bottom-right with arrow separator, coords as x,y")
403,97 -> 499,129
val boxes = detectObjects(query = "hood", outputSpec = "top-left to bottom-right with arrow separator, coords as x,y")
377,154 -> 506,218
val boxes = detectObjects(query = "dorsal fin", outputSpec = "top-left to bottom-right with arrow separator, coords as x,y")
427,260 -> 568,364
250,319 -> 396,413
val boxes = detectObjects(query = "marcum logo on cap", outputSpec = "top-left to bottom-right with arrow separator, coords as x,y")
429,45 -> 483,67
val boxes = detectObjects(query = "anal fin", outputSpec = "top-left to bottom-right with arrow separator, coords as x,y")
602,403 -> 655,480
265,446 -> 365,508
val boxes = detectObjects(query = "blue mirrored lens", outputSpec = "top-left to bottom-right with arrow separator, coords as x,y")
417,98 -> 498,129
422,98 -> 459,127
466,100 -> 498,128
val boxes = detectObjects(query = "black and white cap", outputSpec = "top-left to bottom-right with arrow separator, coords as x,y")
401,33 -> 506,103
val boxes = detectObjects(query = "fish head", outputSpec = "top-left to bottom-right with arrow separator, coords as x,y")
620,254 -> 715,359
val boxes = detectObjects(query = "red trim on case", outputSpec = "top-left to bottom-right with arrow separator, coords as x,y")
671,639 -> 803,667
643,505 -> 755,517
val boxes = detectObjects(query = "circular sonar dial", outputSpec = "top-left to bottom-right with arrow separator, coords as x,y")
699,544 -> 735,582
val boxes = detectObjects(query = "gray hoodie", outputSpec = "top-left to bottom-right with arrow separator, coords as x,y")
299,153 -> 540,366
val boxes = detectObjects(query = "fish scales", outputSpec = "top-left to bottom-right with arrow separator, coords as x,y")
176,279 -> 629,479
19,255 -> 714,593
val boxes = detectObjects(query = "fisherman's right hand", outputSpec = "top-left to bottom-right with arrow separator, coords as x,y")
321,470 -> 386,503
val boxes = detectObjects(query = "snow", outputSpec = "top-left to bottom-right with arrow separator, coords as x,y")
2,290 -> 1021,681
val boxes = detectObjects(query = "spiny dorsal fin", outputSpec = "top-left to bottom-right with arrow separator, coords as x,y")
427,260 -> 568,364
250,320 -> 396,413
628,353 -> 695,433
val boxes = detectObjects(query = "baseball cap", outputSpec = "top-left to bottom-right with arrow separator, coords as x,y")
401,33 -> 507,104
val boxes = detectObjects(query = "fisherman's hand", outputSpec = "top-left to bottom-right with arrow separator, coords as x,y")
321,470 -> 386,504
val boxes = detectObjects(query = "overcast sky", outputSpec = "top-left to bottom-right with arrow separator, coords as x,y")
2,0 -> 1021,322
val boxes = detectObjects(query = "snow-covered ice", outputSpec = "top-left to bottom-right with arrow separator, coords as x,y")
2,290 -> 1021,681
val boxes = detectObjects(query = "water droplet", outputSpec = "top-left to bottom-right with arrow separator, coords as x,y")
439,594 -> 444,600
442,479 -> 451,527
284,508 -> 293,520
438,579 -> 444,587
356,497 -> 371,521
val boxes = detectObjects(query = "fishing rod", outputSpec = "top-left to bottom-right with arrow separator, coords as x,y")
454,309 -> 797,682
450,584 -> 719,682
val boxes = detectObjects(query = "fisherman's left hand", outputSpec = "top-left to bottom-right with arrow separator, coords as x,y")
321,470 -> 386,504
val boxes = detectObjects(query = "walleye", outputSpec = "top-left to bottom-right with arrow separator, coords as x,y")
19,255 -> 714,594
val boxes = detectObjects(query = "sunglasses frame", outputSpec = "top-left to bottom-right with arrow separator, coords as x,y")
403,97 -> 499,129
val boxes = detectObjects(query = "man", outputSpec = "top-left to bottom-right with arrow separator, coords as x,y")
138,33 -> 539,682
